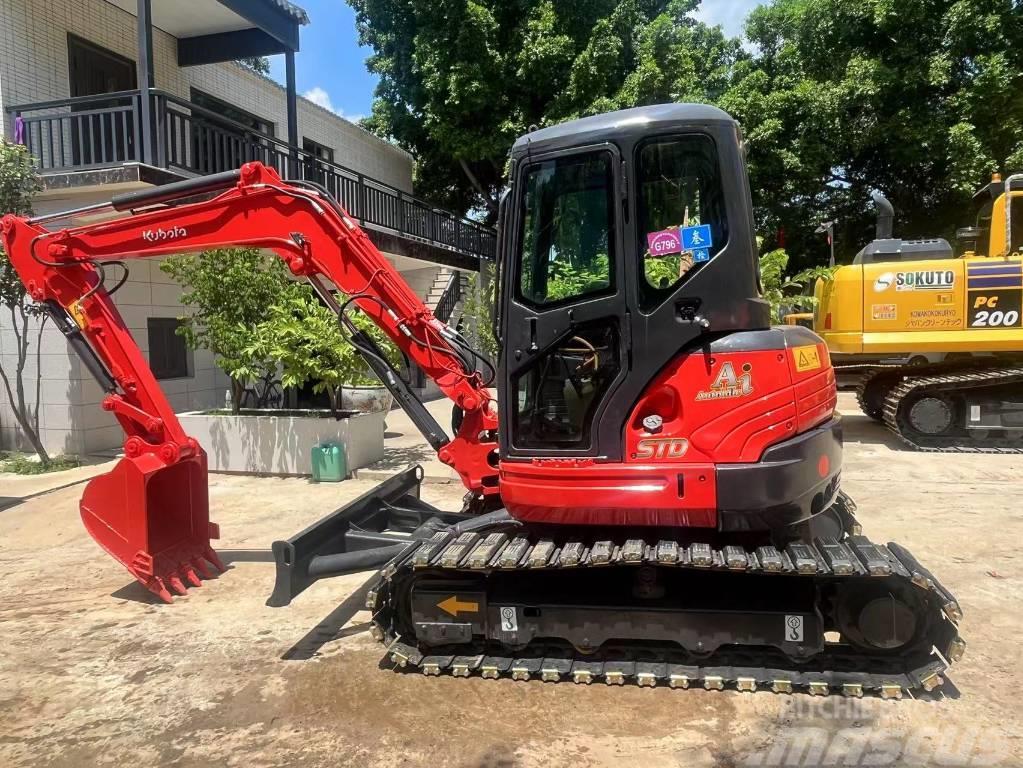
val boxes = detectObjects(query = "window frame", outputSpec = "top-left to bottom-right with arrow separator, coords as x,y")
302,137 -> 335,163
190,89 -> 276,137
633,132 -> 730,311
513,148 -> 618,310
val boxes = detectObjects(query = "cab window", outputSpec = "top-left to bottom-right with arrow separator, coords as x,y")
636,135 -> 728,310
517,151 -> 615,306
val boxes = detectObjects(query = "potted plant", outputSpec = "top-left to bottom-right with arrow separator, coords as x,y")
248,289 -> 398,416
161,248 -> 298,413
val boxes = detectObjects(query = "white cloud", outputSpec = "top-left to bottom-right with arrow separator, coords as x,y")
304,86 -> 336,112
693,0 -> 765,38
303,87 -> 366,124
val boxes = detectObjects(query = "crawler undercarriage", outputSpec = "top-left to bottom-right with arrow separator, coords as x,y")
271,468 -> 963,698
856,360 -> 1023,452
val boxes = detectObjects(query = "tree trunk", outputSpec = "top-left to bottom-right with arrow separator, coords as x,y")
230,378 -> 244,415
0,303 -> 50,465
458,158 -> 499,215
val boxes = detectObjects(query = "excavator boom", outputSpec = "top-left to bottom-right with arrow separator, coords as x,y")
0,162 -> 498,601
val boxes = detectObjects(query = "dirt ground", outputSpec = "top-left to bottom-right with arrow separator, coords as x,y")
1,393 -> 1021,767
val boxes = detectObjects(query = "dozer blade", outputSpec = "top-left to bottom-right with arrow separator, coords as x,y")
267,466 -> 473,608
79,450 -> 223,602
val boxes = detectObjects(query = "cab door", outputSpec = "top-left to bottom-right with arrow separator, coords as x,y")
498,145 -> 629,459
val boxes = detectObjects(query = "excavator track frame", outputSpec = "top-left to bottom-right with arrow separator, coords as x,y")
361,497 -> 963,698
882,364 -> 1023,453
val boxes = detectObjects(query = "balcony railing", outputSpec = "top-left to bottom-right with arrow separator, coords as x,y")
7,89 -> 495,261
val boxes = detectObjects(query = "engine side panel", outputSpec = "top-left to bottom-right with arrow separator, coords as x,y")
817,256 -> 1023,355
499,327 -> 839,529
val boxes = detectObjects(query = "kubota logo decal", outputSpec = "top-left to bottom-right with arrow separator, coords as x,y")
635,437 -> 689,460
696,361 -> 753,401
141,226 -> 187,243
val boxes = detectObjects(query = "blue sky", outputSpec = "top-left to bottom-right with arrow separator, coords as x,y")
269,0 -> 765,120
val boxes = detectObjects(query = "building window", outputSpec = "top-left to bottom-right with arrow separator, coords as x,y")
147,318 -> 191,380
190,90 -> 275,137
189,89 -> 276,175
67,35 -> 136,98
303,138 -> 334,163
67,35 -> 137,166
303,138 -> 335,184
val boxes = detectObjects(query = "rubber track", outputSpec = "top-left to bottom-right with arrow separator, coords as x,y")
853,365 -> 901,422
881,364 -> 1023,453
366,518 -> 964,698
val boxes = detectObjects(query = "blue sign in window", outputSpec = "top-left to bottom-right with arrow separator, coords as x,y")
693,248 -> 711,263
681,224 -> 713,251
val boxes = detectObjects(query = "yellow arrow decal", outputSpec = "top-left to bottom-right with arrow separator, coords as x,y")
437,595 -> 480,617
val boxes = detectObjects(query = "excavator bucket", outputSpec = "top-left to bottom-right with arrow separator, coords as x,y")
79,450 -> 224,602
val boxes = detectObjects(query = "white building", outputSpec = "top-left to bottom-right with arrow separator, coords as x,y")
0,0 -> 488,455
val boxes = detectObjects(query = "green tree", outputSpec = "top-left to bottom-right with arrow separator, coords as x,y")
246,289 -> 401,417
352,0 -> 740,220
0,140 -> 48,464
722,0 -> 1023,268
238,57 -> 271,75
758,247 -> 834,321
460,268 -> 499,361
160,248 -> 304,413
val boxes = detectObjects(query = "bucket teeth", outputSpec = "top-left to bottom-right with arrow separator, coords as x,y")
636,672 -> 657,688
949,636 -> 966,662
736,677 -> 757,692
771,679 -> 793,694
703,676 -> 724,691
149,577 -> 174,604
918,671 -> 943,692
668,674 -> 690,689
168,574 -> 188,596
182,565 -> 202,588
605,671 -> 625,686
204,547 -> 226,573
880,683 -> 903,700
191,557 -> 213,579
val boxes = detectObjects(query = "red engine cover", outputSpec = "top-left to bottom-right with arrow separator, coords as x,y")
499,337 -> 836,527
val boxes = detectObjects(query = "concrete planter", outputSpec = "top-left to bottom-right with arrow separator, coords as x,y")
340,385 -> 394,413
179,408 -> 386,476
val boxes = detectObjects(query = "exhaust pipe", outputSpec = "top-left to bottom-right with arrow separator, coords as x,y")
871,191 -> 895,239
1004,174 -> 1023,256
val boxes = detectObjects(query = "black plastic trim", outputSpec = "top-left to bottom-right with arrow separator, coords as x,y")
717,417 -> 843,532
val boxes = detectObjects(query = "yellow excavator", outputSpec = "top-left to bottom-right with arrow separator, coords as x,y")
801,174 -> 1023,451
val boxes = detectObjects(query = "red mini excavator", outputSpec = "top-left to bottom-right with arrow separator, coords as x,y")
1,104 -> 962,697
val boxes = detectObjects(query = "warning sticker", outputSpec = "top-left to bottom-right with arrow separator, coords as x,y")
871,303 -> 897,320
499,606 -> 518,632
792,345 -> 821,372
785,615 -> 804,642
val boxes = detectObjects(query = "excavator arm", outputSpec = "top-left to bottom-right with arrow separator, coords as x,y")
0,162 -> 498,601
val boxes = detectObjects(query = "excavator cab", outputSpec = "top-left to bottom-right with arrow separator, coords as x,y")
496,104 -> 769,462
